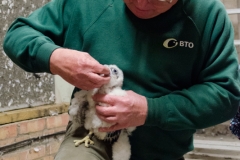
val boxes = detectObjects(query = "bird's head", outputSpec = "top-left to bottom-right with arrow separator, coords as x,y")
104,64 -> 124,88
94,65 -> 124,94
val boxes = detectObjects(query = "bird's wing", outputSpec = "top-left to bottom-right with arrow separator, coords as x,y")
68,90 -> 89,126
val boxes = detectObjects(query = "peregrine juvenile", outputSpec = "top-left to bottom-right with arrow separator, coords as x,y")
68,64 -> 135,160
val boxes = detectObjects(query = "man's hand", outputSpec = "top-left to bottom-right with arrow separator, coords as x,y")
50,48 -> 110,90
93,91 -> 148,132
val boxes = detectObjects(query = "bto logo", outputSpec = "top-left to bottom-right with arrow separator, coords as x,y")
163,38 -> 194,49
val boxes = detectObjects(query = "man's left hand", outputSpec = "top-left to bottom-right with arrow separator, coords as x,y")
93,90 -> 148,132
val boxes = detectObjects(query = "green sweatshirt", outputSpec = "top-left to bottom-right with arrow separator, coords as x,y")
3,0 -> 240,159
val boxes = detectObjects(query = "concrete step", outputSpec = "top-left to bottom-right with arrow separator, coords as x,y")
226,9 -> 240,46
195,121 -> 236,138
185,137 -> 240,159
235,40 -> 240,46
227,8 -> 240,15
184,121 -> 240,159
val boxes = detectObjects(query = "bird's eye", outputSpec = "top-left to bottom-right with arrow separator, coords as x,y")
111,68 -> 118,75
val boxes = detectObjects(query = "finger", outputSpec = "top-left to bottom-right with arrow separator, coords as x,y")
75,80 -> 99,90
96,105 -> 115,116
97,114 -> 116,123
93,65 -> 110,76
77,52 -> 110,76
93,94 -> 114,105
99,124 -> 123,132
75,75 -> 109,90
88,73 -> 110,86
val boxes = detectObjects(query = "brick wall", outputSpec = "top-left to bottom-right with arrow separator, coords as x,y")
0,104 -> 69,160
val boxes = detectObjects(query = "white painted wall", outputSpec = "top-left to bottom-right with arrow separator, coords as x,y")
54,76 -> 74,104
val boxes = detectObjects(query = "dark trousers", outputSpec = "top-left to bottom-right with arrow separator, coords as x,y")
55,122 -> 185,160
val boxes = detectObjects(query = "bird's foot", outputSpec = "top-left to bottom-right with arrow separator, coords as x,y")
73,131 -> 94,147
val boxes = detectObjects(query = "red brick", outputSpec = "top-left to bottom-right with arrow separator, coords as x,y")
18,118 -> 46,134
0,138 -> 15,147
28,145 -> 46,160
0,124 -> 17,140
15,131 -> 44,144
46,141 -> 61,155
15,135 -> 30,143
18,150 -> 30,160
43,129 -> 55,136
2,150 -> 29,160
54,126 -> 67,133
28,131 -> 45,139
42,156 -> 54,160
46,114 -> 69,129
1,155 -> 18,160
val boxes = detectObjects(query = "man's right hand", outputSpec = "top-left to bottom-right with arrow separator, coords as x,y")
50,48 -> 110,90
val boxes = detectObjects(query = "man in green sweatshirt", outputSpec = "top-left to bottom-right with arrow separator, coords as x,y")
3,0 -> 240,159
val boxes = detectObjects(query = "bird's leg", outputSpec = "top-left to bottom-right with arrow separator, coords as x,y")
73,130 -> 94,147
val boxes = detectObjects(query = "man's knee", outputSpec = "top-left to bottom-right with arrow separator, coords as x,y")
54,123 -> 112,160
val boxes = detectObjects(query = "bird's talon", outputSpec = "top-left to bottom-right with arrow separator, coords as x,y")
73,131 -> 94,147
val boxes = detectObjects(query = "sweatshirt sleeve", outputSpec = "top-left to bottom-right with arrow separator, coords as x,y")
3,0 -> 72,73
145,2 -> 240,130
